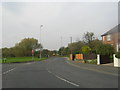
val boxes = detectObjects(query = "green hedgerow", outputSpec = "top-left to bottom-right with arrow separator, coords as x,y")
115,52 -> 120,59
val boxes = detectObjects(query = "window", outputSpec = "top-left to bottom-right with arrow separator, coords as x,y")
107,35 -> 111,41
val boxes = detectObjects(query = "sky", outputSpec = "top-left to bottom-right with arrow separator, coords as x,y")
1,0 -> 119,50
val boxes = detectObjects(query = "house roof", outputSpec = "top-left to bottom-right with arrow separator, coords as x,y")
101,24 -> 120,36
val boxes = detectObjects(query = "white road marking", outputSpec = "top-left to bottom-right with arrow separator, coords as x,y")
47,69 -> 79,87
26,63 -> 32,65
47,70 -> 52,74
2,62 -> 36,75
3,68 -> 15,75
55,75 -> 79,87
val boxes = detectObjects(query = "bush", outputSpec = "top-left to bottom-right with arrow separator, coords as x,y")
96,44 -> 115,56
84,59 -> 97,64
75,51 -> 79,54
115,52 -> 120,59
82,45 -> 91,54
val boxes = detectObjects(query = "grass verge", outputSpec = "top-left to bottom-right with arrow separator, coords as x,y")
0,57 -> 48,63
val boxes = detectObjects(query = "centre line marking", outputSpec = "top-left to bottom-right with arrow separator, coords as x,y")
3,68 -> 16,75
55,75 -> 79,87
47,69 -> 79,87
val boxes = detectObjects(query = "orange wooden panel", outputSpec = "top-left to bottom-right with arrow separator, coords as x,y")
78,54 -> 81,59
80,54 -> 84,59
70,54 -> 73,60
75,54 -> 79,59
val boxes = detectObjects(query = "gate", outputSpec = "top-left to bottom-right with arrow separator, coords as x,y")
100,55 -> 111,64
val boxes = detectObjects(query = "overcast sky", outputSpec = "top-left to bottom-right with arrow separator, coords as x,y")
1,1 -> 118,50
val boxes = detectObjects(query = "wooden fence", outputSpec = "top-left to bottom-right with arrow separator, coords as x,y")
70,53 -> 97,60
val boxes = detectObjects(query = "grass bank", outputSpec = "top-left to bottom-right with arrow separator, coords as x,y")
0,57 -> 48,63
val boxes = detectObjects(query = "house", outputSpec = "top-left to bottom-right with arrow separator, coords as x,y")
101,24 -> 120,52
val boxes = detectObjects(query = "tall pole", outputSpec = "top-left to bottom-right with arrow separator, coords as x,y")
61,37 -> 63,56
70,37 -> 72,54
70,37 -> 73,60
40,25 -> 43,59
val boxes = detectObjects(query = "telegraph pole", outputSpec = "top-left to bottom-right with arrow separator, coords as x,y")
61,37 -> 63,56
70,37 -> 72,54
39,25 -> 43,59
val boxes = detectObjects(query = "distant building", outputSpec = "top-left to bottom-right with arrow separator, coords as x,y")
101,24 -> 120,52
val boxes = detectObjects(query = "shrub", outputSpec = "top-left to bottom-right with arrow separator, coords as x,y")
84,59 -> 97,64
96,44 -> 115,56
115,52 -> 120,59
75,51 -> 79,54
82,45 -> 91,54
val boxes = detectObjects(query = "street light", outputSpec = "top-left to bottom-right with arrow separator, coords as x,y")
70,37 -> 72,54
61,36 -> 63,56
39,25 -> 43,59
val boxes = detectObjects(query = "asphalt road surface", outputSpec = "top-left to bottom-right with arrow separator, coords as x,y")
2,57 -> 118,88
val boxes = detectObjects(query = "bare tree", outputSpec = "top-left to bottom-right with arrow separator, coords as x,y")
83,32 -> 95,44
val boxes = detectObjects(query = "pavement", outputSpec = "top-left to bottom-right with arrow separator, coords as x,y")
65,58 -> 119,76
0,64 -> 2,90
101,63 -> 114,66
2,57 -> 119,88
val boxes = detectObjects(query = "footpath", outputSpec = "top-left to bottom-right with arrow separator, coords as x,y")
65,58 -> 119,76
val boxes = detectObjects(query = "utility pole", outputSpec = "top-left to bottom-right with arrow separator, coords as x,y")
70,36 -> 74,60
70,37 -> 72,54
61,37 -> 63,56
39,25 -> 43,59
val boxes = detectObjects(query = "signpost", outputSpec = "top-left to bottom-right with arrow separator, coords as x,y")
32,49 -> 34,61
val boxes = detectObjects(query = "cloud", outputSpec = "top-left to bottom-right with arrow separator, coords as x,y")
2,2 -> 26,14
2,2 -> 118,50
0,3 -> 2,48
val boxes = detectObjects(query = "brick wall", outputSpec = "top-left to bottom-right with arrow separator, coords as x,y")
102,32 -> 120,51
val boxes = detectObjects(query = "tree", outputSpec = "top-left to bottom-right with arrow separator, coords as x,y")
48,50 -> 55,56
41,49 -> 50,57
2,38 -> 42,57
18,38 -> 42,56
83,32 -> 95,44
58,47 -> 65,56
2,48 -> 10,57
68,41 -> 85,54
13,38 -> 38,56
62,47 -> 70,56
89,39 -> 103,53
81,45 -> 91,54
13,43 -> 24,57
96,44 -> 115,56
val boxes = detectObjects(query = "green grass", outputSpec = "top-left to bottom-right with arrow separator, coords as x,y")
0,57 -> 48,63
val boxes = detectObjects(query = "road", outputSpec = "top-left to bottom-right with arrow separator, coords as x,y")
2,57 -> 118,88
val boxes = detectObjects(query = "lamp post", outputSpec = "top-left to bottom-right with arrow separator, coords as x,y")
39,25 -> 43,59
61,37 -> 63,56
70,37 -> 72,54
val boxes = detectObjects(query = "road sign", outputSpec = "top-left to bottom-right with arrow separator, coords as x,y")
32,50 -> 34,54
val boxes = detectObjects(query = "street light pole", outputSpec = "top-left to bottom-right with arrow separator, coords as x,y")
40,25 -> 43,59
61,36 -> 63,56
70,37 -> 72,54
